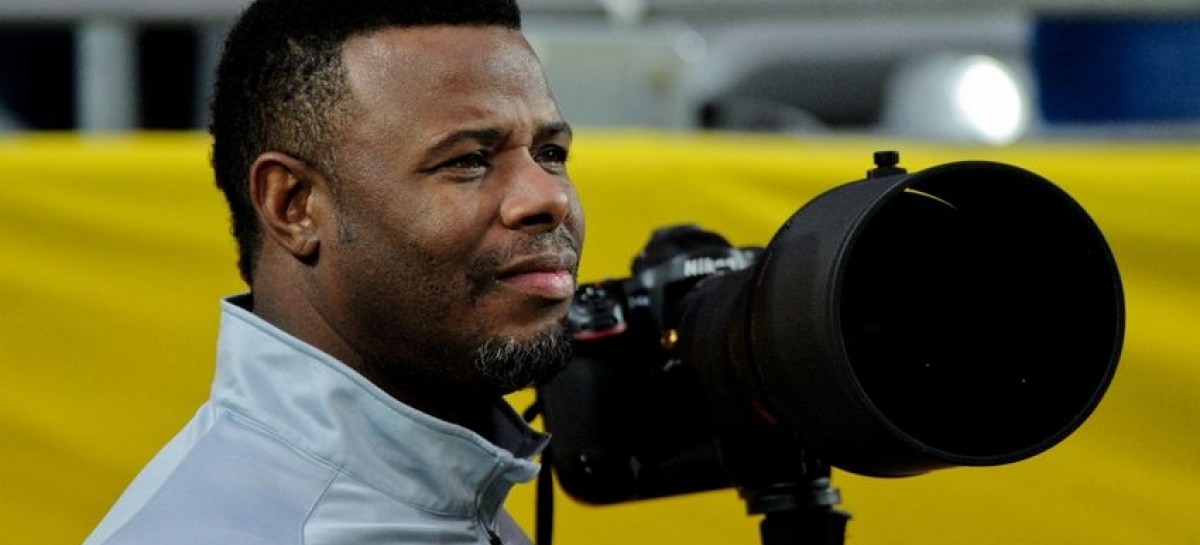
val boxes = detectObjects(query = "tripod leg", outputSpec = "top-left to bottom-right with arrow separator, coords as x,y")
759,507 -> 851,545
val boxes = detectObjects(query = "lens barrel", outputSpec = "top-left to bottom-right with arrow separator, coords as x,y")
683,161 -> 1123,476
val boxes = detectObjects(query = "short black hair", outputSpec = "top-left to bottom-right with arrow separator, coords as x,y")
210,0 -> 522,283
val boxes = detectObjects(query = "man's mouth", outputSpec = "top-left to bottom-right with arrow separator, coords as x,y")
501,270 -> 576,300
496,253 -> 578,301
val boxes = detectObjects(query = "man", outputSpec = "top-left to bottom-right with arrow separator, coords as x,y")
84,0 -> 582,543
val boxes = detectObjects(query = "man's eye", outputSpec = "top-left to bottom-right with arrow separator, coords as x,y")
443,151 -> 491,171
536,145 -> 569,170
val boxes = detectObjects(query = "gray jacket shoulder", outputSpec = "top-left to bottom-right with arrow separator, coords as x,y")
96,413 -> 338,545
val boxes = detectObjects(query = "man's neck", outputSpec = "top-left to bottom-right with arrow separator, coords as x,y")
247,277 -> 504,441
354,360 -> 502,441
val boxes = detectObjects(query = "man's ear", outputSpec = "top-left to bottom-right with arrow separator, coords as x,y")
249,152 -> 328,261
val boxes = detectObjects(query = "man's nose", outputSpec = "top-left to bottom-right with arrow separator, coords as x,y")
499,153 -> 573,232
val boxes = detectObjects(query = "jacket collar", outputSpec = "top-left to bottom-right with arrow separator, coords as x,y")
211,294 -> 548,518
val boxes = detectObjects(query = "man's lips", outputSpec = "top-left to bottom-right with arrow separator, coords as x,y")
496,253 -> 578,300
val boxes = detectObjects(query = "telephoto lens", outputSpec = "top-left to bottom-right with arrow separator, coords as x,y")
540,152 -> 1123,504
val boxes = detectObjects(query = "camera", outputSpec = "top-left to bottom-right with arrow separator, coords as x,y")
538,152 -> 1124,514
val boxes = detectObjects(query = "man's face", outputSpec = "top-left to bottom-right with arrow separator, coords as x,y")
317,25 -> 583,397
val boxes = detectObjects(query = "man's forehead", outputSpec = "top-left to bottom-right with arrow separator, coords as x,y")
342,25 -> 552,104
342,25 -> 537,76
339,24 -> 562,137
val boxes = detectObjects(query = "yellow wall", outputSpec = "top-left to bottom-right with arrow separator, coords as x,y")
1,132 -> 1196,544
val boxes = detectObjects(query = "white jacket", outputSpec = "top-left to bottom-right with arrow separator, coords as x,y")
85,295 -> 545,545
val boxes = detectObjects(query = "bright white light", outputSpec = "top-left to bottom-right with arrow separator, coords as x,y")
952,56 -> 1026,144
882,53 -> 1031,144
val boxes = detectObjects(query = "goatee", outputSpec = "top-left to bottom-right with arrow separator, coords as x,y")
472,322 -> 573,394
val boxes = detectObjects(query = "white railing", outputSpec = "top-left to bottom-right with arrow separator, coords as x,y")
1,0 -> 1197,132
0,0 -> 1197,21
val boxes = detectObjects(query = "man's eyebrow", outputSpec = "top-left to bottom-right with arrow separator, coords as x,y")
424,122 -> 573,161
424,128 -> 506,160
537,121 -> 573,141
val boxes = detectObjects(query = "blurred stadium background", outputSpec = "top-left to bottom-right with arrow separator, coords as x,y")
0,1 -> 1197,544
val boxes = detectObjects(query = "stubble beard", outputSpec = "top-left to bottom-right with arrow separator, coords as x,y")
471,319 -> 573,395
337,203 -> 579,397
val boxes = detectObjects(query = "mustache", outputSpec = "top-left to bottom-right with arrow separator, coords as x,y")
466,228 -> 580,302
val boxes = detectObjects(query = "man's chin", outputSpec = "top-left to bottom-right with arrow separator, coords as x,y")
471,322 -> 572,395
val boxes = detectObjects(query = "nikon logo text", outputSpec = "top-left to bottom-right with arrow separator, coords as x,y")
683,256 -> 743,277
